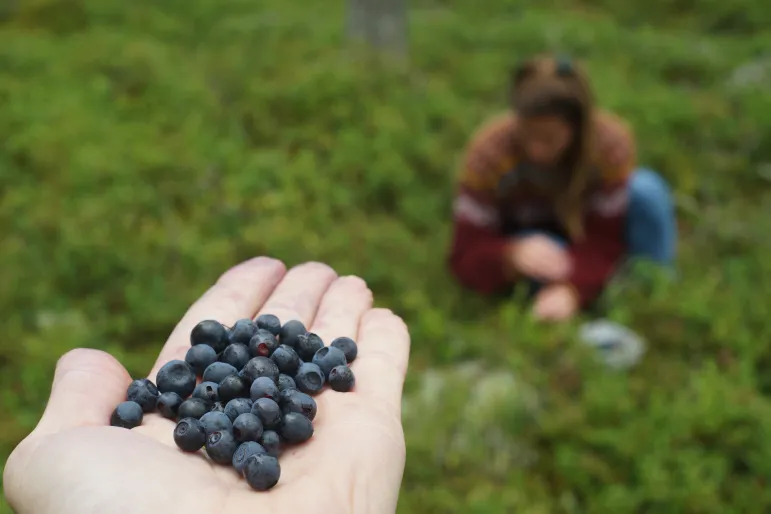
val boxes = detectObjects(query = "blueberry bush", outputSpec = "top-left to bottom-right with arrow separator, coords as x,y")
2,0 -> 771,512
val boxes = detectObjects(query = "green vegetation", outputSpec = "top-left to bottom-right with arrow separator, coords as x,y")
2,0 -> 771,511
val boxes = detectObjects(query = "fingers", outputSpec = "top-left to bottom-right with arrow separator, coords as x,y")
308,276 -> 373,345
256,262 -> 338,327
34,349 -> 132,436
150,257 -> 286,378
351,309 -> 411,410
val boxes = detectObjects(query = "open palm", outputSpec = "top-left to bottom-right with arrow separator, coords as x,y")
4,258 -> 411,514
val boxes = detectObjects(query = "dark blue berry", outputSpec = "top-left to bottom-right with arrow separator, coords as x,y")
228,318 -> 257,346
329,365 -> 355,392
224,398 -> 253,422
202,362 -> 238,384
296,332 -> 324,361
233,413 -> 264,442
280,389 -> 317,420
200,411 -> 233,435
249,330 -> 279,358
232,441 -> 267,473
280,412 -> 314,444
250,376 -> 279,401
330,336 -> 358,363
192,381 -> 220,403
191,320 -> 230,353
221,343 -> 250,371
251,398 -> 282,429
271,345 -> 300,376
210,401 -> 225,413
185,344 -> 218,376
243,453 -> 281,491
177,397 -> 210,420
241,357 -> 279,384
174,417 -> 207,452
110,401 -> 143,428
206,430 -> 239,464
156,391 -> 184,419
279,320 -> 306,349
277,373 -> 296,392
294,362 -> 325,395
126,378 -> 159,413
255,314 -> 281,336
258,430 -> 281,458
312,346 -> 347,379
218,374 -> 249,403
156,360 -> 196,398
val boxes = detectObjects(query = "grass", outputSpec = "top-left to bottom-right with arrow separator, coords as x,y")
2,0 -> 771,512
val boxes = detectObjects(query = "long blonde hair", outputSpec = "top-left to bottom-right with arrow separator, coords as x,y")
509,54 -> 596,240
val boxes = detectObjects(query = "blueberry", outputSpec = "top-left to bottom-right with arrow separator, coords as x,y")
233,413 -> 264,442
329,365 -> 355,392
330,336 -> 358,363
280,389 -> 317,421
259,430 -> 281,457
279,320 -> 306,349
200,411 -> 233,435
296,332 -> 324,361
220,343 -> 250,371
185,344 -> 218,376
294,362 -> 325,395
271,345 -> 300,376
202,362 -> 238,384
277,373 -> 296,392
218,374 -> 249,403
312,346 -> 347,379
177,397 -> 211,420
232,441 -> 267,473
228,318 -> 257,345
155,360 -> 196,398
255,314 -> 282,336
206,430 -> 239,465
250,376 -> 279,401
190,320 -> 230,353
156,391 -> 184,419
249,329 -> 279,358
210,401 -> 225,413
224,398 -> 253,422
241,357 -> 279,384
192,381 -> 220,403
280,412 -> 314,444
243,453 -> 281,491
174,417 -> 207,452
126,378 -> 159,413
110,401 -> 143,429
251,398 -> 282,429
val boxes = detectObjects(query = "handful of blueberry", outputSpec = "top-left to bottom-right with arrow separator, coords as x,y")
109,315 -> 357,491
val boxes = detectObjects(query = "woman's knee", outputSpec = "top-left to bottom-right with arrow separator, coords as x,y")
626,168 -> 677,263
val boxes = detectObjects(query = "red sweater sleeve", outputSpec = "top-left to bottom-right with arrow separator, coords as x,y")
565,183 -> 628,306
448,191 -> 510,294
447,113 -> 518,294
566,111 -> 636,306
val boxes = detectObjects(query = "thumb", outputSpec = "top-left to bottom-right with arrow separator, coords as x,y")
34,348 -> 132,436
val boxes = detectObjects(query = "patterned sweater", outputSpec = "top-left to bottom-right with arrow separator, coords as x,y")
448,110 -> 636,306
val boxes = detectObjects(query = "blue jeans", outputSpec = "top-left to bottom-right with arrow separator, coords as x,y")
514,168 -> 677,295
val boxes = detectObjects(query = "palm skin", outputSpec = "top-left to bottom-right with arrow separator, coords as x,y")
4,259 -> 411,514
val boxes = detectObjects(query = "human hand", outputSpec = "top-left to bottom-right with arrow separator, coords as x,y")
532,283 -> 580,322
4,258 -> 411,514
508,234 -> 571,282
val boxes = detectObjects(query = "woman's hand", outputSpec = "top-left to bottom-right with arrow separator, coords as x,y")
532,283 -> 580,321
4,258 -> 411,514
507,234 -> 572,282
